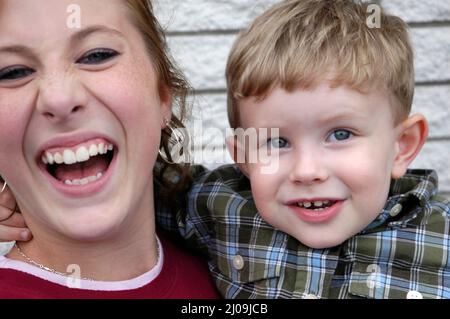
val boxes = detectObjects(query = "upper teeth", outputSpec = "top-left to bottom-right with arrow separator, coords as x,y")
297,200 -> 331,208
41,143 -> 113,165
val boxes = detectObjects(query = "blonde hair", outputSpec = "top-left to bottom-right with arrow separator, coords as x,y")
226,0 -> 414,128
126,0 -> 191,197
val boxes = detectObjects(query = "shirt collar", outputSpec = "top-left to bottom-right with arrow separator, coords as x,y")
363,169 -> 438,232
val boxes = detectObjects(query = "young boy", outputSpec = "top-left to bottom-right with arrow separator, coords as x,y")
160,0 -> 450,299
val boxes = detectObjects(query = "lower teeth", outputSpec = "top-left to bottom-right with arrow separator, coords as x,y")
64,172 -> 103,186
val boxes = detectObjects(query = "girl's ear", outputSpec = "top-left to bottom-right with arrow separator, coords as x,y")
159,85 -> 172,129
391,114 -> 428,179
226,135 -> 249,177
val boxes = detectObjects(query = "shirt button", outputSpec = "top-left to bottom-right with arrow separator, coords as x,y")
232,254 -> 244,270
406,290 -> 423,299
303,294 -> 318,299
389,203 -> 403,217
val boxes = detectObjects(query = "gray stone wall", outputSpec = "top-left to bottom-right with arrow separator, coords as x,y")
155,0 -> 450,197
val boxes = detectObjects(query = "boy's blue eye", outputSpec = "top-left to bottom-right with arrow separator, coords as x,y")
77,48 -> 119,65
328,129 -> 352,142
267,137 -> 289,149
0,66 -> 35,81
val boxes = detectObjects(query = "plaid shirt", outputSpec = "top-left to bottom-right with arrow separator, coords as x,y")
157,165 -> 450,299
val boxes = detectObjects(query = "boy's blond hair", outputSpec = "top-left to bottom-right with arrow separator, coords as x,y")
226,0 -> 414,128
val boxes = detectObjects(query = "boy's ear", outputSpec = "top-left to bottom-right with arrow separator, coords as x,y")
391,114 -> 428,179
226,135 -> 249,177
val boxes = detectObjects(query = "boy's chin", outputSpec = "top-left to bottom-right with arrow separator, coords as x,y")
293,233 -> 347,249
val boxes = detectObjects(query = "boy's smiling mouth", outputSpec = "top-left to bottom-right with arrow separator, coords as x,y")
295,200 -> 337,210
286,198 -> 345,223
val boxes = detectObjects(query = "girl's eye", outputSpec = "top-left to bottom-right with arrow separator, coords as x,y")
328,129 -> 353,142
0,67 -> 35,81
76,49 -> 119,65
267,137 -> 289,149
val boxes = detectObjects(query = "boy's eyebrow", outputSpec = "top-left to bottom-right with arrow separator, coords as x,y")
319,111 -> 367,123
0,25 -> 124,59
256,111 -> 366,127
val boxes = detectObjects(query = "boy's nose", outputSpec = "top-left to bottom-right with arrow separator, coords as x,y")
36,72 -> 87,123
289,150 -> 328,185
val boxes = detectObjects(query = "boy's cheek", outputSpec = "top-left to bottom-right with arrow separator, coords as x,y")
335,143 -> 389,173
248,151 -> 282,176
250,181 -> 272,218
334,153 -> 392,206
248,168 -> 280,206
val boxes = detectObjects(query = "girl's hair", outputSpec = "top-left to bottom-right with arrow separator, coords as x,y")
125,0 -> 192,199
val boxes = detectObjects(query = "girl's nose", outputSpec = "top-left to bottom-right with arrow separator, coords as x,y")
36,72 -> 87,123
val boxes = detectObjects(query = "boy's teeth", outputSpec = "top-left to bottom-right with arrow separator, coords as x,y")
295,200 -> 335,209
64,172 -> 103,186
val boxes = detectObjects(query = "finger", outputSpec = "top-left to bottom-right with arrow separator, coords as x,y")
0,224 -> 32,242
1,212 -> 28,228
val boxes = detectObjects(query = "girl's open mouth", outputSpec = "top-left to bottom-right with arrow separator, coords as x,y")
37,138 -> 118,197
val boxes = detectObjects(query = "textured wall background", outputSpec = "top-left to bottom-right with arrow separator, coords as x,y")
155,0 -> 450,198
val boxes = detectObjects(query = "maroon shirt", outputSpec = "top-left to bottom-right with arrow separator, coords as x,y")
0,235 -> 220,299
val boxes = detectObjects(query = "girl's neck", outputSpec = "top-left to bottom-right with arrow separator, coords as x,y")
11,234 -> 158,282
7,199 -> 159,281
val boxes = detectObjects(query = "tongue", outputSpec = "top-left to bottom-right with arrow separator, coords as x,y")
54,156 -> 109,182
